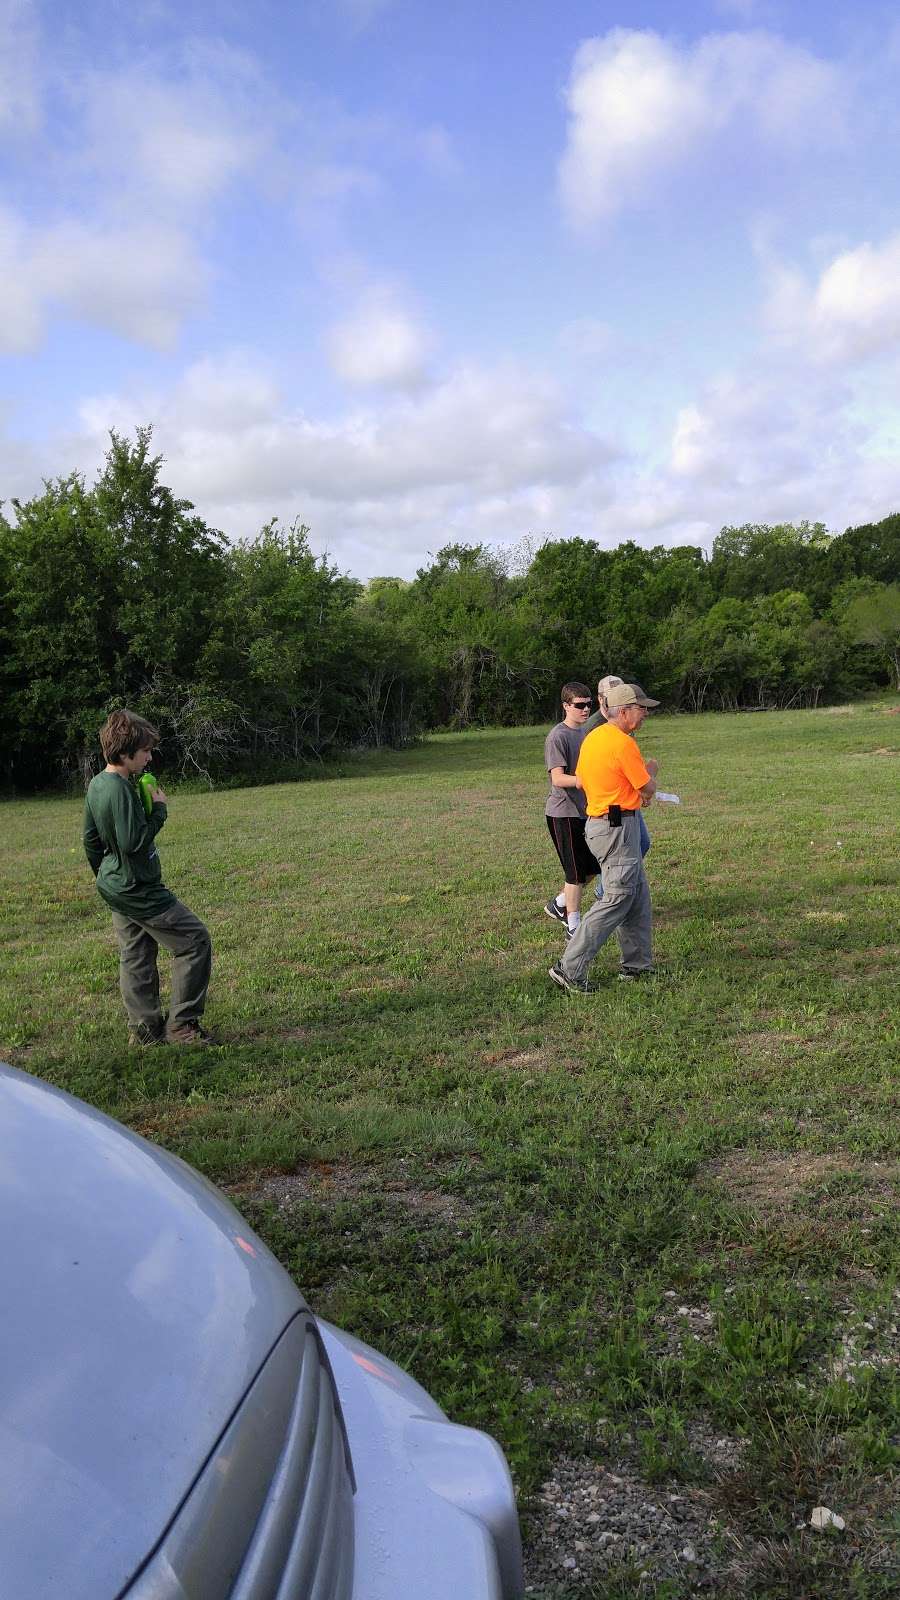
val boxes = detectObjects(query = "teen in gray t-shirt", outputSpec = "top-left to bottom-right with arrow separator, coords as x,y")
543,682 -> 598,936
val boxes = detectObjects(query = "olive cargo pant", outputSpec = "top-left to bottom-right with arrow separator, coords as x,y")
561,810 -> 653,983
111,900 -> 212,1033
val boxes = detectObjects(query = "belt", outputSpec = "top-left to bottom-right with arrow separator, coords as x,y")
588,809 -> 639,820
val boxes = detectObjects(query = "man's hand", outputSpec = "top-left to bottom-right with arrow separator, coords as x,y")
639,777 -> 657,807
645,758 -> 659,777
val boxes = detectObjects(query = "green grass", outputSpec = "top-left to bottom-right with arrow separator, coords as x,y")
2,702 -> 899,1596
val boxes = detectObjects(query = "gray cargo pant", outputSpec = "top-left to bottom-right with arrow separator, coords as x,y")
111,900 -> 212,1032
561,810 -> 653,983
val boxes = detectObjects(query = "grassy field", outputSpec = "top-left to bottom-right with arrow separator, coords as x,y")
2,703 -> 899,1597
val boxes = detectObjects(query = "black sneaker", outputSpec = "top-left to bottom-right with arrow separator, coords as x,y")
549,961 -> 598,994
618,967 -> 656,981
544,899 -> 567,925
128,1021 -> 165,1047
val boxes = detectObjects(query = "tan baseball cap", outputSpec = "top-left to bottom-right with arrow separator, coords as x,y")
597,674 -> 625,697
605,682 -> 660,710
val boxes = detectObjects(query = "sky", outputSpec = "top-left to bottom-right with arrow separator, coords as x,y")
3,0 -> 900,579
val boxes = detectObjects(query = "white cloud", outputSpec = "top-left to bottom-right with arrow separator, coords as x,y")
69,354 -> 617,573
326,290 -> 433,389
0,210 -> 205,352
764,233 -> 900,365
0,0 -> 40,134
76,50 -> 267,210
559,28 -> 844,225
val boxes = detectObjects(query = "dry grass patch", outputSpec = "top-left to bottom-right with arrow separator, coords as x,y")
733,1030 -> 819,1063
482,1046 -> 566,1074
229,1160 -> 475,1229
131,1100 -> 215,1141
703,1150 -> 900,1221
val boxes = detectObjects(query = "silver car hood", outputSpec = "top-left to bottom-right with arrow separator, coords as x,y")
0,1063 -> 303,1600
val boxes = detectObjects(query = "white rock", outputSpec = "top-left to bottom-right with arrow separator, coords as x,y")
562,1556 -> 577,1570
681,1545 -> 698,1562
586,1512 -> 601,1524
810,1506 -> 846,1531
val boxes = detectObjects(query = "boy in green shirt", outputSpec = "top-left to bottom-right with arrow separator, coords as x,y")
83,709 -> 214,1046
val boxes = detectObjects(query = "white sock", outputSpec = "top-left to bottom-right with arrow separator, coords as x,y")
555,893 -> 566,908
567,912 -> 581,932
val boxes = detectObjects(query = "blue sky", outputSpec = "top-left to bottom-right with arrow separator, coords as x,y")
3,0 -> 900,577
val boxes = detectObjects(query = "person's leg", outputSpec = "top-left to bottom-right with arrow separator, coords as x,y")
597,811 -> 649,899
111,912 -> 164,1038
616,865 -> 653,973
564,881 -> 583,918
142,900 -> 212,1030
546,817 -> 592,931
559,820 -> 641,985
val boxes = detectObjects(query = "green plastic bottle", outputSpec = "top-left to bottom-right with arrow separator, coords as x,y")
137,772 -> 158,816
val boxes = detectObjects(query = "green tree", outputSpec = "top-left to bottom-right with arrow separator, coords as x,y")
842,583 -> 900,689
0,474 -> 119,785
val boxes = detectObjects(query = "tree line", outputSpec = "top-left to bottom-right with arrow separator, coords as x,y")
1,429 -> 898,790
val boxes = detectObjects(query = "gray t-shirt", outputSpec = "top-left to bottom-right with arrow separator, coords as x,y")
544,721 -> 587,818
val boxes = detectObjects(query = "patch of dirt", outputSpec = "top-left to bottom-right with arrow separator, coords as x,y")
702,1151 -> 900,1220
802,909 -> 848,923
227,1160 -> 475,1228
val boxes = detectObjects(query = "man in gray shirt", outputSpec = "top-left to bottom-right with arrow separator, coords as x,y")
544,681 -> 597,937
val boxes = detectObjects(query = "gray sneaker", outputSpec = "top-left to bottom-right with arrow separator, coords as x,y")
549,961 -> 598,995
618,967 -> 656,981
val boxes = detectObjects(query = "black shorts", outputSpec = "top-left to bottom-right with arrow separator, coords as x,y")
545,814 -> 597,885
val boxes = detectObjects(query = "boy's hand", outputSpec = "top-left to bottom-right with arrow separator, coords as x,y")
150,786 -> 167,804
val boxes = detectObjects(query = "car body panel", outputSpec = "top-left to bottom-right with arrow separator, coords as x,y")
320,1322 -> 523,1600
0,1063 -> 301,1600
0,1062 -> 524,1599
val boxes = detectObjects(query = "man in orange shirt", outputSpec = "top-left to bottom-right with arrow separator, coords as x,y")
549,682 -> 659,993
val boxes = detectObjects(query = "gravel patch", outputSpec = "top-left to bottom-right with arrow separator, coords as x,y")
524,1444 -> 759,1594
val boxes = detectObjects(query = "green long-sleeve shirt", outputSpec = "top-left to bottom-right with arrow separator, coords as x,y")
83,771 -> 176,919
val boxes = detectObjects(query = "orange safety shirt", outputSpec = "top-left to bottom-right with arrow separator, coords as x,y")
575,722 -> 651,817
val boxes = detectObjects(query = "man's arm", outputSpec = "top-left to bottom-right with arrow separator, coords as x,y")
549,765 -> 582,791
640,756 -> 658,807
83,799 -> 105,876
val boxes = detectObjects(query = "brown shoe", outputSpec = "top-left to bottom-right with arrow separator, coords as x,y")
165,1021 -> 218,1047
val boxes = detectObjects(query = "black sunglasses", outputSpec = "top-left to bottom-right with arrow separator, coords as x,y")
570,700 -> 592,710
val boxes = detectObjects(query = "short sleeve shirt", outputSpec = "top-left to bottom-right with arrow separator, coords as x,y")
544,722 -> 587,818
575,723 -> 650,816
